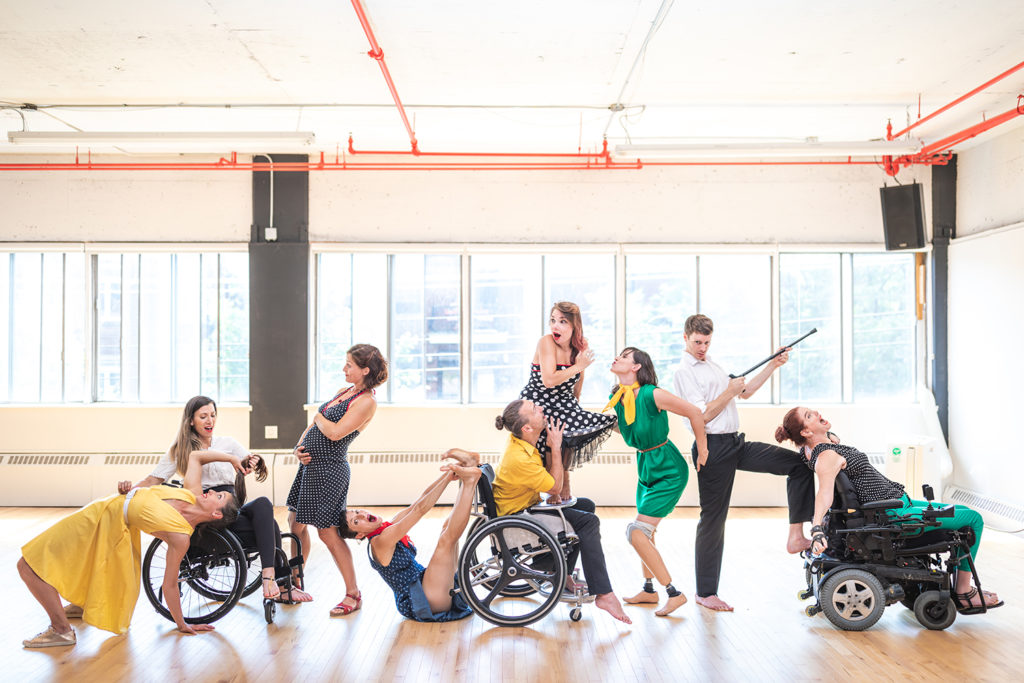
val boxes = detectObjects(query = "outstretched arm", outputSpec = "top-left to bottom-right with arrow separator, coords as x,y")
810,450 -> 845,553
182,450 -> 246,496
739,348 -> 789,399
381,468 -> 457,544
153,531 -> 215,635
653,388 -> 710,471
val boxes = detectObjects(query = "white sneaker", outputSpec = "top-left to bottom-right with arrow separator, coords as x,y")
23,626 -> 76,648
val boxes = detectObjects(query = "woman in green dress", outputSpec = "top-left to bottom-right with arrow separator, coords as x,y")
605,347 -> 709,616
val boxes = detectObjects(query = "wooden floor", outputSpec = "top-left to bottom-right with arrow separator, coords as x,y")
3,505 -> 1022,683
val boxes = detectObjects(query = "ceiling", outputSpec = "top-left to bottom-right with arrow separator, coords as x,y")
1,0 -> 1023,160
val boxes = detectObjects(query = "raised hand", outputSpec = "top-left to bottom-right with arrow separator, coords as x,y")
576,341 -> 596,370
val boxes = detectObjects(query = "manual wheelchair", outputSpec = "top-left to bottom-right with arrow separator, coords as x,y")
141,522 -> 305,625
454,463 -> 593,626
799,471 -> 984,631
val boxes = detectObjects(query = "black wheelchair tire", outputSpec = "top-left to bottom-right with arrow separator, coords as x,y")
142,529 -> 247,625
458,516 -> 566,627
819,568 -> 886,631
913,590 -> 957,631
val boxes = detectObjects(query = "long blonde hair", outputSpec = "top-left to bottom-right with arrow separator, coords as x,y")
170,395 -> 216,478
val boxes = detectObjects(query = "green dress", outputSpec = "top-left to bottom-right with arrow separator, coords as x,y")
612,384 -> 689,518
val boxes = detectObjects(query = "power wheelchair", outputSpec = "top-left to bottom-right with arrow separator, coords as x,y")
454,463 -> 594,626
141,515 -> 306,625
799,471 -> 985,631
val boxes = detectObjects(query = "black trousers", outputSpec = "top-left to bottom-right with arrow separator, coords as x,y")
230,496 -> 287,578
533,497 -> 613,596
690,433 -> 814,597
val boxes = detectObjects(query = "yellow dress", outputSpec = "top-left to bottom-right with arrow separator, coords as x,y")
21,486 -> 196,634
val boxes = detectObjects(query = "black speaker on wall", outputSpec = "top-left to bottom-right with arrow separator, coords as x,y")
880,182 -> 926,250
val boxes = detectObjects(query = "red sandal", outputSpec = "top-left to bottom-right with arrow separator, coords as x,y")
330,590 -> 361,617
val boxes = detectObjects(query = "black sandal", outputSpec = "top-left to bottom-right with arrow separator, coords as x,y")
952,586 -> 1004,615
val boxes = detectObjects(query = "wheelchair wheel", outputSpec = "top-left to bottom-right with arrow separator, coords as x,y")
463,517 -> 537,598
458,516 -> 566,627
913,590 -> 957,630
819,568 -> 885,631
142,528 -> 247,624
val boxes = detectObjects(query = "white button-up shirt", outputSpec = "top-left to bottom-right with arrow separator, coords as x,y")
673,351 -> 739,435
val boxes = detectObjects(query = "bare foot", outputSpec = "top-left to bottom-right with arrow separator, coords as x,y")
623,590 -> 659,604
696,594 -> 733,612
656,593 -> 688,616
595,593 -> 632,624
444,448 -> 480,467
787,535 -> 812,554
452,464 -> 482,482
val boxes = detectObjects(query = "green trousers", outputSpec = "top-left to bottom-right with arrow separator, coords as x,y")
894,494 -> 983,572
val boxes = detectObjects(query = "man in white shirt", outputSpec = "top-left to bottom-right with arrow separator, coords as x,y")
673,314 -> 813,612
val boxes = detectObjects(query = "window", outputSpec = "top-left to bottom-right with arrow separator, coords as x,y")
94,252 -> 249,403
625,254 -> 697,383
390,254 -> 461,402
852,254 -> 917,400
1,251 -> 89,402
470,255 -> 541,402
699,254 -> 773,403
779,254 -> 842,402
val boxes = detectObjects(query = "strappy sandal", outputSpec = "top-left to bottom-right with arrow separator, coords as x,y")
952,586 -> 1004,615
330,591 -> 361,617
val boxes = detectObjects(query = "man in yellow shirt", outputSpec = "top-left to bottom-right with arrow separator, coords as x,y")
493,398 -> 630,624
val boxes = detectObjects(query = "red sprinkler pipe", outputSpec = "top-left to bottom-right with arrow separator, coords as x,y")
915,105 -> 1023,157
351,0 -> 419,154
888,59 -> 1024,140
347,135 -> 614,161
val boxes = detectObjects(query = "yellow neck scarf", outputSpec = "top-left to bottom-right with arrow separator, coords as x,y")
603,382 -> 640,424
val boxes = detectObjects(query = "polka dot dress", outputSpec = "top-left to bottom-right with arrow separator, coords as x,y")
286,389 -> 366,529
367,541 -> 472,622
808,442 -> 905,503
519,363 -> 616,470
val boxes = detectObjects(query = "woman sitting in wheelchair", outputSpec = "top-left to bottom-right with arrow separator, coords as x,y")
776,406 -> 1003,614
337,449 -> 480,622
18,449 -> 243,648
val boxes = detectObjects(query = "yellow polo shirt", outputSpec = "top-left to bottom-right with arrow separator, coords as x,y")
492,435 -> 556,516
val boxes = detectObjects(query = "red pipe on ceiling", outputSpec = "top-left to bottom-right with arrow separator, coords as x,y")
887,58 -> 1024,140
351,0 -> 419,154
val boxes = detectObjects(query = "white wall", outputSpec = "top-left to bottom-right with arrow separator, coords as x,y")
947,124 -> 1024,507
310,163 -> 928,244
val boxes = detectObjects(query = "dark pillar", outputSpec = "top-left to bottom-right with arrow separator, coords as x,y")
249,155 -> 309,450
931,156 -> 956,442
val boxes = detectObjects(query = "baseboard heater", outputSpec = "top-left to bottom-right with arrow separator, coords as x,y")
943,485 -> 1024,533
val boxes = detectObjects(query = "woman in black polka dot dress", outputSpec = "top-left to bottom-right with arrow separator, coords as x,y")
287,343 -> 388,617
518,302 -> 616,477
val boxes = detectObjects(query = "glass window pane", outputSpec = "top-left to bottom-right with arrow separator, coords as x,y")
138,254 -> 172,402
39,253 -> 64,402
11,253 -> 42,402
200,254 -> 220,397
317,253 -> 354,400
544,254 -> 615,405
698,254 -> 772,403
852,254 -> 916,400
779,254 -> 842,402
121,255 -> 140,402
63,253 -> 86,402
219,253 -> 249,402
95,254 -> 122,401
390,254 -> 460,402
625,254 -> 697,383
0,254 -> 10,402
470,254 -> 542,402
173,254 -> 201,402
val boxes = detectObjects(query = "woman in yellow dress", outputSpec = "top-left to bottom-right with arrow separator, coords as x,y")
18,449 -> 243,648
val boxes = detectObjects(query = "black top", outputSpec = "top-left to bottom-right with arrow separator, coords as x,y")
808,442 -> 905,503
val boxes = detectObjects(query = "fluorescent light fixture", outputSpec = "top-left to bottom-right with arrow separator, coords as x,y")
7,131 -> 316,147
613,140 -> 921,159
